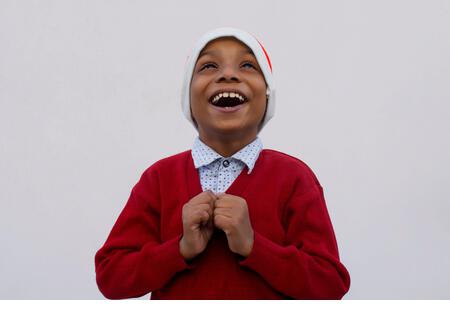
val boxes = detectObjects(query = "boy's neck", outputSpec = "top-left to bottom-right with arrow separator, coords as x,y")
198,132 -> 258,158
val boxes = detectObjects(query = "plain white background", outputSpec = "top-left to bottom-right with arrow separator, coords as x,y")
1,0 -> 449,299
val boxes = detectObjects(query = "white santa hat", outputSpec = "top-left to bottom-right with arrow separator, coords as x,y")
181,27 -> 275,131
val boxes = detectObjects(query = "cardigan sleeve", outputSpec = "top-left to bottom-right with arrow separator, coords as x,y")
237,183 -> 351,299
94,166 -> 196,299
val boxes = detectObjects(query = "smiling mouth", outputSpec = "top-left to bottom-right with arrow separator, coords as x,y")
209,91 -> 248,108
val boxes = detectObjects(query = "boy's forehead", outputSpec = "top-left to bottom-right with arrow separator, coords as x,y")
198,36 -> 255,58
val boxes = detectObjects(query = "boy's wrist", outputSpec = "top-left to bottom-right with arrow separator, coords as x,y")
179,236 -> 195,260
240,237 -> 254,258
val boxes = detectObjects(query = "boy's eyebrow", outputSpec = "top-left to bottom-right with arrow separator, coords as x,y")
198,48 -> 254,59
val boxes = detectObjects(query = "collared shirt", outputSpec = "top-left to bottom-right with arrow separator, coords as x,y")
191,136 -> 263,193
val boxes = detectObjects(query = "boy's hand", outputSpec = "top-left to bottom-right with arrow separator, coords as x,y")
179,190 -> 217,261
213,193 -> 254,258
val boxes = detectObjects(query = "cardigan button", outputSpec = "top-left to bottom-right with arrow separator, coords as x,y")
222,159 -> 230,167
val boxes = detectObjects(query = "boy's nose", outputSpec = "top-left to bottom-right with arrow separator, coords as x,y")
216,66 -> 240,82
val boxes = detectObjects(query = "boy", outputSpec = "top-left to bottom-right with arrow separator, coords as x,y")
95,27 -> 351,299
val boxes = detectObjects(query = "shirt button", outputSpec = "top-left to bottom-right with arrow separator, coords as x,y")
222,160 -> 230,167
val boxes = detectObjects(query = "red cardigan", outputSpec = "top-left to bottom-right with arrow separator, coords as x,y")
95,149 -> 351,299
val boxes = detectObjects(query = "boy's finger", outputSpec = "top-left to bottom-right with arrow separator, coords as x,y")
191,190 -> 217,205
207,190 -> 218,199
204,190 -> 217,208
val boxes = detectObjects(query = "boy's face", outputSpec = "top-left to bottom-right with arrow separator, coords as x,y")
190,37 -> 267,140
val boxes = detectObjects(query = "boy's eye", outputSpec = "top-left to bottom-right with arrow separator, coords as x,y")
241,62 -> 256,69
199,63 -> 217,71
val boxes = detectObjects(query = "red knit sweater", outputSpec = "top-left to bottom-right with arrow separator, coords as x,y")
95,149 -> 351,299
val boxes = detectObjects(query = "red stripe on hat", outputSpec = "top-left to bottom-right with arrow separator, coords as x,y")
255,39 -> 272,72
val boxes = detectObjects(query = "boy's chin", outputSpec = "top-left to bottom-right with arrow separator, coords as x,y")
203,122 -> 255,139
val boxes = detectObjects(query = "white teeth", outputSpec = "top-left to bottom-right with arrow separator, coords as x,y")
211,91 -> 246,104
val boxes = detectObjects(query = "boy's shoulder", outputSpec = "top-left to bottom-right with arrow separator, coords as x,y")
261,148 -> 312,169
139,148 -> 322,186
156,149 -> 191,165
261,149 -> 321,186
145,150 -> 191,172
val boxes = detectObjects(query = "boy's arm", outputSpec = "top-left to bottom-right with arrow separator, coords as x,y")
237,183 -> 351,299
94,166 -> 195,299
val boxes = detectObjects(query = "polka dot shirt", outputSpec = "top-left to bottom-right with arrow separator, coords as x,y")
191,136 -> 263,194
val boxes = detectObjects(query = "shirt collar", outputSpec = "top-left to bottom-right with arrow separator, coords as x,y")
191,136 -> 263,174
